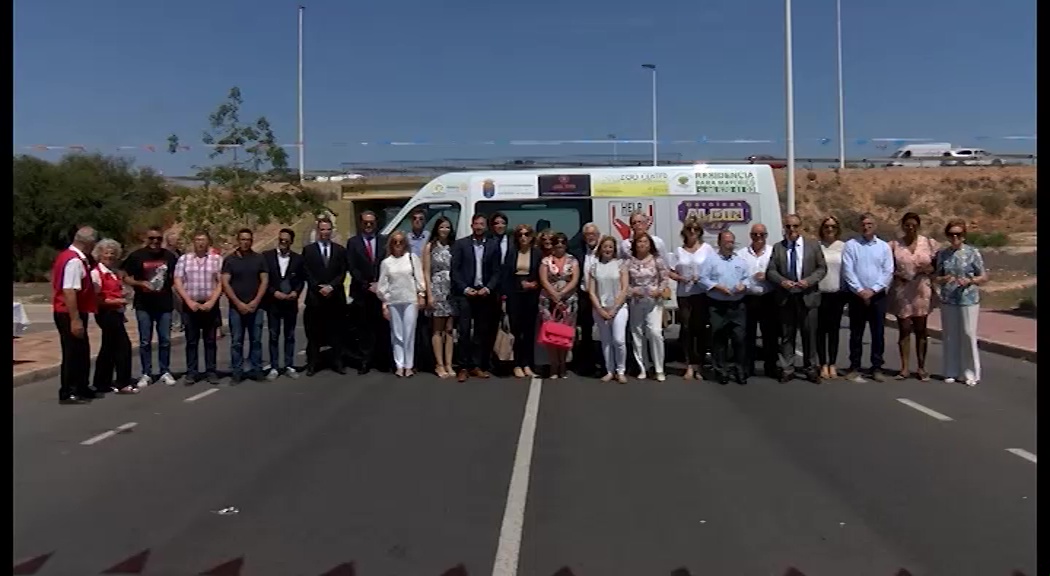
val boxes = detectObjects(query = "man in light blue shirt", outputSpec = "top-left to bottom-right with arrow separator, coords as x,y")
700,230 -> 752,385
407,208 -> 430,257
841,212 -> 895,381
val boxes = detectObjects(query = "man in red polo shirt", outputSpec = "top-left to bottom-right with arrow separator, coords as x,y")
52,226 -> 99,404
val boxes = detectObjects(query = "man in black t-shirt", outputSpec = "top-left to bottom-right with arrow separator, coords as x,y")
221,228 -> 269,383
122,225 -> 180,387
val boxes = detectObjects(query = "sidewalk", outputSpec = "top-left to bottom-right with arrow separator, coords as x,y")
886,308 -> 1037,363
12,308 -> 226,388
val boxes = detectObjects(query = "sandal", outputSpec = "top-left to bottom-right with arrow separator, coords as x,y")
895,371 -> 910,380
917,370 -> 930,382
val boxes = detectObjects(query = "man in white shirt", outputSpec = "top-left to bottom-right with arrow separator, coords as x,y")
51,226 -> 99,404
735,222 -> 779,378
572,222 -> 603,375
619,210 -> 666,258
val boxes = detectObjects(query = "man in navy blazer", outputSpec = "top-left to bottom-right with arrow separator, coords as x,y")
451,213 -> 503,382
346,210 -> 388,374
262,228 -> 307,379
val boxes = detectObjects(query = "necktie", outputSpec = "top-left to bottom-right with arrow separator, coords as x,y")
365,237 -> 374,262
788,242 -> 798,281
322,243 -> 329,264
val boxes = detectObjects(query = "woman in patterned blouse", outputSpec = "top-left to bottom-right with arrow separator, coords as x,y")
538,232 -> 580,379
626,231 -> 671,381
933,220 -> 988,386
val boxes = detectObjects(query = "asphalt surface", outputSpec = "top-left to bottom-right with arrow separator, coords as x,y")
14,322 -> 1036,576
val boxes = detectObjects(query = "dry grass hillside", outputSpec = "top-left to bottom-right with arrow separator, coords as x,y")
778,166 -> 1037,240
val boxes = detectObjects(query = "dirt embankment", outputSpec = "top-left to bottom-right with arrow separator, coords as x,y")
779,166 -> 1036,240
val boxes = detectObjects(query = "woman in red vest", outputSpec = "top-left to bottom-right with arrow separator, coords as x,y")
91,239 -> 137,394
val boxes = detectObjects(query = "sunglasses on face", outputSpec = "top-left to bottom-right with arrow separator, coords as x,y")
517,231 -> 532,237
147,236 -> 162,241
947,231 -> 964,238
751,232 -> 767,238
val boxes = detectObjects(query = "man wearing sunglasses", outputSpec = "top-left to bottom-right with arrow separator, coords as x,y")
122,225 -> 181,388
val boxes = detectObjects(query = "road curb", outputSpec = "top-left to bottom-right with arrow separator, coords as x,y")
12,325 -> 229,389
884,315 -> 1036,364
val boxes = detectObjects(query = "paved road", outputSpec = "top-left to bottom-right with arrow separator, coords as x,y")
14,325 -> 1036,576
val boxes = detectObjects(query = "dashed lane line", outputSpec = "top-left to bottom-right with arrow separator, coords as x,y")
1006,448 -> 1037,464
896,398 -> 954,422
184,388 -> 220,403
81,422 -> 138,446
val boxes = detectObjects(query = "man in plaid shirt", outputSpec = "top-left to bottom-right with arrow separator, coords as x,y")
173,230 -> 225,384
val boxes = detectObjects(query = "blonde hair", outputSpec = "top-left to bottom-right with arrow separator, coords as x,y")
386,230 -> 408,254
596,235 -> 619,262
680,215 -> 703,241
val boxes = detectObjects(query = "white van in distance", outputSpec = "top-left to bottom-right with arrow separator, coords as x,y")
888,143 -> 953,167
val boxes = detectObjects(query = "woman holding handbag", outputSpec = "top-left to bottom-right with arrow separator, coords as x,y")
378,231 -> 427,378
538,232 -> 580,379
626,231 -> 671,381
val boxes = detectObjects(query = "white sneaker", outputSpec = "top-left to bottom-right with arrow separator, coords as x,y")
137,375 -> 153,388
266,369 -> 280,380
637,372 -> 648,380
944,378 -> 957,384
655,373 -> 666,382
285,367 -> 299,379
159,372 -> 177,386
965,379 -> 978,387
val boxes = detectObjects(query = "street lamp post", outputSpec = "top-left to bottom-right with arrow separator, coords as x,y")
784,0 -> 796,213
642,64 -> 658,166
836,0 -> 846,170
297,5 -> 306,184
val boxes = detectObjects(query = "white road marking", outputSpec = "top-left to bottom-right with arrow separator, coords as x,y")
896,398 -> 953,422
1006,448 -> 1037,464
184,388 -> 220,403
491,377 -> 543,576
81,422 -> 138,446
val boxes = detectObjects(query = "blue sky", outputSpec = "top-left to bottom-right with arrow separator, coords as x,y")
14,0 -> 1037,175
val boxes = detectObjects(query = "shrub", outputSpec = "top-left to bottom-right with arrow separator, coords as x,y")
874,189 -> 910,210
975,191 -> 1008,217
968,231 -> 1009,248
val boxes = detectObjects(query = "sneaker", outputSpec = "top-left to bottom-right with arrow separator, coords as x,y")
136,375 -> 153,388
944,377 -> 957,384
266,368 -> 280,381
637,372 -> 648,380
285,367 -> 299,379
965,379 -> 978,387
655,373 -> 666,382
159,372 -> 177,386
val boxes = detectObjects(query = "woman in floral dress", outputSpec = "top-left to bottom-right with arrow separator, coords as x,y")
538,232 -> 580,379
888,212 -> 940,381
421,216 -> 457,378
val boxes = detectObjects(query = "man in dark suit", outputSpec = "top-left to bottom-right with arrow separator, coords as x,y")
451,213 -> 502,382
263,228 -> 306,380
765,214 -> 828,383
346,210 -> 388,374
570,222 -> 602,376
302,217 -> 348,376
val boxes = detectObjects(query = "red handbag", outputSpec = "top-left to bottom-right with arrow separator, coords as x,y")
538,306 -> 575,350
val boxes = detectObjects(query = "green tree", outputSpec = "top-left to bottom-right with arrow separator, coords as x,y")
166,87 -> 328,246
13,153 -> 172,281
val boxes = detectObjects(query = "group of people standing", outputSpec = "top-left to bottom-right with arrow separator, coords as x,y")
49,207 -> 988,404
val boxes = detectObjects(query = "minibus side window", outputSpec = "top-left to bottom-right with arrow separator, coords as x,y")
475,200 -> 592,247
392,202 -> 462,237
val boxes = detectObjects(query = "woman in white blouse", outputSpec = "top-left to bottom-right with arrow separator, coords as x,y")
666,216 -> 716,380
378,231 -> 427,377
816,216 -> 847,379
587,236 -> 630,383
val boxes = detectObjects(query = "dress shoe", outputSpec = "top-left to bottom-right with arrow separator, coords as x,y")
470,368 -> 491,379
457,369 -> 469,382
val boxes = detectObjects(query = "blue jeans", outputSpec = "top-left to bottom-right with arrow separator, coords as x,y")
229,308 -> 264,376
135,309 -> 172,377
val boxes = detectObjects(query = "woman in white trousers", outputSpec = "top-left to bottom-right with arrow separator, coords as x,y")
378,231 -> 427,377
588,236 -> 630,383
625,232 -> 671,381
933,220 -> 987,386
